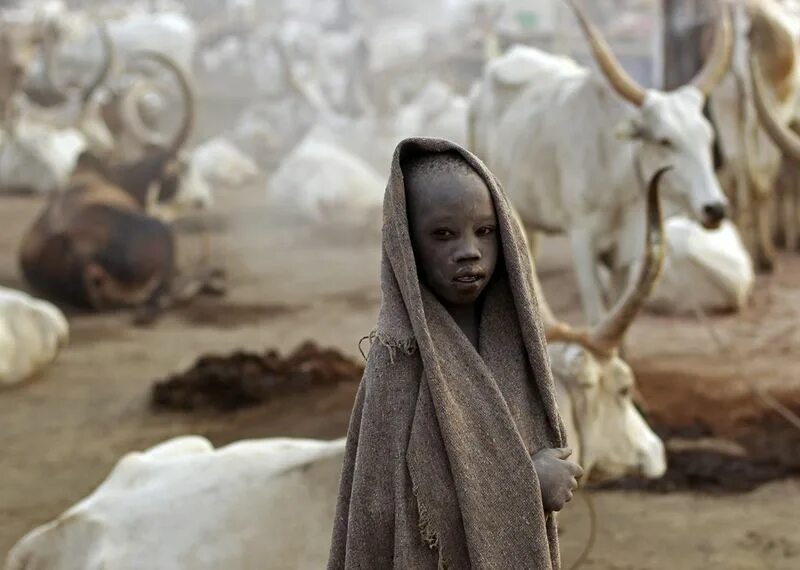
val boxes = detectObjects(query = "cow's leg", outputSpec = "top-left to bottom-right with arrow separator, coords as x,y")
733,166 -> 754,253
753,190 -> 777,273
750,172 -> 776,273
789,166 -> 800,252
569,229 -> 606,326
774,164 -> 788,249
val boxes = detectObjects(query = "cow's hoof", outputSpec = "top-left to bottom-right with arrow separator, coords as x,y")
756,255 -> 776,274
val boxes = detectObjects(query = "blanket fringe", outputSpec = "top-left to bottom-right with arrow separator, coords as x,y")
361,330 -> 417,363
410,469 -> 449,570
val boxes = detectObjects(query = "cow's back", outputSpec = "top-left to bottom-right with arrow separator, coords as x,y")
5,437 -> 346,570
468,45 -> 606,232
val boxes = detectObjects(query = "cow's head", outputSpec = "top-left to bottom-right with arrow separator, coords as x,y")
537,168 -> 669,481
548,341 -> 665,482
568,0 -> 732,230
102,51 -> 202,218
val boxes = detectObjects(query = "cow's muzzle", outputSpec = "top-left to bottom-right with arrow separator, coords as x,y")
701,201 -> 727,230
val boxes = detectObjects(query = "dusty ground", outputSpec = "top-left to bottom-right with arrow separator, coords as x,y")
1,184 -> 799,570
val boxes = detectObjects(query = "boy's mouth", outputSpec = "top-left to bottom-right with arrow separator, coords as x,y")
453,269 -> 486,285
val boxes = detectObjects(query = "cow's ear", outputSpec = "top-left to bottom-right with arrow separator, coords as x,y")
614,118 -> 646,140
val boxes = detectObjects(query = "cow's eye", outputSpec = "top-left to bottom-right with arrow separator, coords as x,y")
657,138 -> 673,149
619,386 -> 631,398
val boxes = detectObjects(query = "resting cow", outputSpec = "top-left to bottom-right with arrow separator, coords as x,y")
18,53 -> 207,323
0,286 -> 68,386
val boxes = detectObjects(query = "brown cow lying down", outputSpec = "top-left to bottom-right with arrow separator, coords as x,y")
20,49 -> 221,322
18,62 -> 222,324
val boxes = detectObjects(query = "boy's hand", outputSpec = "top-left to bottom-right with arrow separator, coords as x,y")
532,447 -> 584,513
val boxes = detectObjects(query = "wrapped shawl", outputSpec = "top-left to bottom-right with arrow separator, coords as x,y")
328,137 -> 567,569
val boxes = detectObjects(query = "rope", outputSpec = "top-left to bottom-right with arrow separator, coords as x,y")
563,383 -> 597,570
568,490 -> 598,570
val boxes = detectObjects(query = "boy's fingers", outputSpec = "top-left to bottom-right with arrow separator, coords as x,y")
554,447 -> 572,459
570,462 -> 585,479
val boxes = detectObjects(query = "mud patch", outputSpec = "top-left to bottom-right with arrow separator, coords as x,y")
598,409 -> 800,494
150,341 -> 363,411
176,299 -> 305,329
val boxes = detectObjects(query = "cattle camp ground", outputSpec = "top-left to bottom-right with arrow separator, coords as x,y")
2,1 -> 800,569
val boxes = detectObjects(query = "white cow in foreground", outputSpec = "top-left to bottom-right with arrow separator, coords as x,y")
646,218 -> 754,315
0,286 -> 68,386
5,437 -> 345,570
4,171 -> 673,570
468,0 -> 732,326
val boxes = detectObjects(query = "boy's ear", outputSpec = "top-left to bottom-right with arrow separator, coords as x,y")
614,118 -> 647,140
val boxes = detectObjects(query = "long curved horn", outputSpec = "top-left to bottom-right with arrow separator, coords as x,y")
689,2 -> 733,97
564,0 -> 645,107
120,51 -> 195,157
80,21 -> 114,105
587,166 -> 668,352
749,54 -> 800,162
508,204 -> 596,347
118,79 -> 170,146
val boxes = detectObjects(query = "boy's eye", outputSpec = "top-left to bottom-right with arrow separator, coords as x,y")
432,229 -> 454,239
476,226 -> 496,237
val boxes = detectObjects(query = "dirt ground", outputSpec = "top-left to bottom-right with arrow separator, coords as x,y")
1,184 -> 799,570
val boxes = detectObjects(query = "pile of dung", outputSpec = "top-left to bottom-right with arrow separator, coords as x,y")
151,341 -> 364,412
597,410 -> 800,494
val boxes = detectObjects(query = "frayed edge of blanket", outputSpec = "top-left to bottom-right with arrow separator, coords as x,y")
361,330 -> 417,363
410,468 -> 449,570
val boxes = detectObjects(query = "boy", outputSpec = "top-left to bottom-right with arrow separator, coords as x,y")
328,138 -> 582,569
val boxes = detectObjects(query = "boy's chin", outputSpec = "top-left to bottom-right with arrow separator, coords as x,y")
438,285 -> 487,306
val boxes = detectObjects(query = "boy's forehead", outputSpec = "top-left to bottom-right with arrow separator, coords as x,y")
407,168 -> 491,204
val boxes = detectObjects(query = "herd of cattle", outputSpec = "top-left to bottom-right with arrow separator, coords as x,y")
3,0 -> 800,567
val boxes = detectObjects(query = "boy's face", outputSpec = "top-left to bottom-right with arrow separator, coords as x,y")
407,168 -> 499,306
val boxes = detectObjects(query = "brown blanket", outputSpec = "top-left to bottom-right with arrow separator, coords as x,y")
327,137 -> 567,569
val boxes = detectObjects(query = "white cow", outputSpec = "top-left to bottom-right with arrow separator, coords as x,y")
3,169 -> 673,570
4,437 -> 345,570
645,218 -> 754,315
709,0 -> 800,271
190,137 -> 260,191
0,119 -> 86,193
46,11 -> 197,76
0,286 -> 68,386
468,0 -> 733,326
267,129 -> 385,234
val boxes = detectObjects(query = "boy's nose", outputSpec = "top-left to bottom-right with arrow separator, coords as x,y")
454,239 -> 482,262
